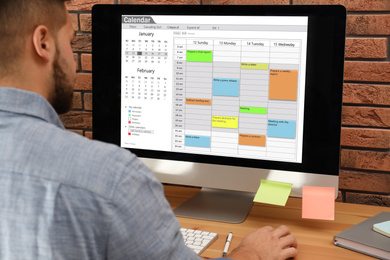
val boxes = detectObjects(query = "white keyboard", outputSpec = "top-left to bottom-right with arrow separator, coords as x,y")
180,228 -> 218,255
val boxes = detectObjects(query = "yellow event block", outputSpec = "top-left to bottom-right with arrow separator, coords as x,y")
241,62 -> 269,70
212,116 -> 238,129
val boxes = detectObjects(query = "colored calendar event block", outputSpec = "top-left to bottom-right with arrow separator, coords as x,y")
212,116 -> 238,129
213,78 -> 240,97
241,62 -> 269,70
239,106 -> 267,114
186,98 -> 211,105
269,69 -> 298,101
268,120 -> 296,139
185,135 -> 211,148
239,134 -> 266,147
186,50 -> 213,62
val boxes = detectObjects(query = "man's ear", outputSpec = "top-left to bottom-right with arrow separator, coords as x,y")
32,25 -> 54,62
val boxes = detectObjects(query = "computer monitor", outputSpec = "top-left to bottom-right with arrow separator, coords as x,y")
92,4 -> 346,223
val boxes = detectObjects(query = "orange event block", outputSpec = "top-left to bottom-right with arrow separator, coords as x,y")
269,69 -> 298,101
186,98 -> 211,105
239,134 -> 266,147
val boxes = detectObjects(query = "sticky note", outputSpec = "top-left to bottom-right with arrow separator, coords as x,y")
302,186 -> 335,220
253,180 -> 292,206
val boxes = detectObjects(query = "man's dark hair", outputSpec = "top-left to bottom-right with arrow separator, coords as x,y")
0,0 -> 68,76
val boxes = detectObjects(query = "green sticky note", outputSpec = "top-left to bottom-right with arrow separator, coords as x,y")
253,180 -> 292,206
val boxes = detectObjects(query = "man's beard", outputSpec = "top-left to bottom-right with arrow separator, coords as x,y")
49,49 -> 75,115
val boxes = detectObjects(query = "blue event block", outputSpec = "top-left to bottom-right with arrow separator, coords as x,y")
185,135 -> 211,148
267,120 -> 296,139
212,78 -> 239,97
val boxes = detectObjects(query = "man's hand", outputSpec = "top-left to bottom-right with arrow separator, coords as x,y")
226,225 -> 298,260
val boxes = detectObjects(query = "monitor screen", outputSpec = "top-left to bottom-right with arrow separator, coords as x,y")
92,5 -> 346,222
121,14 -> 307,164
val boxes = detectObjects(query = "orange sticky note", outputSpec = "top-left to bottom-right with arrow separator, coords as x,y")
302,186 -> 335,220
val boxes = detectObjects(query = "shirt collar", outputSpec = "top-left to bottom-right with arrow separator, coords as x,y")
0,87 -> 65,129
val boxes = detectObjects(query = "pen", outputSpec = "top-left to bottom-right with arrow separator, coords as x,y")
222,232 -> 233,257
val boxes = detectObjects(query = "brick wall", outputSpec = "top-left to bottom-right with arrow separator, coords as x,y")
65,0 -> 390,206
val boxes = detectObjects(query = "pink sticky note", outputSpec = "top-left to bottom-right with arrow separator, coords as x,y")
302,186 -> 335,220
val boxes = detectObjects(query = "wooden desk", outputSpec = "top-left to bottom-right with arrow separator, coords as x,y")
164,185 -> 390,260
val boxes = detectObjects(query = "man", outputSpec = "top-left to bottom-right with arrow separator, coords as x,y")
0,0 -> 298,259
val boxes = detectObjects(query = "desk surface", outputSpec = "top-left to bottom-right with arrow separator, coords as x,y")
164,185 -> 390,260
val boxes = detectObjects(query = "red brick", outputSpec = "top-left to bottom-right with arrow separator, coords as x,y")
342,107 -> 390,128
69,13 -> 79,31
343,84 -> 390,105
341,149 -> 390,172
85,131 -> 93,139
80,14 -> 92,32
66,0 -> 114,11
293,0 -> 390,11
119,0 -> 200,3
345,38 -> 387,59
341,128 -> 390,149
74,73 -> 92,91
347,15 -> 390,35
203,0 -> 288,4
60,111 -> 93,129
72,92 -> 83,110
339,170 -> 390,193
344,61 -> 390,83
81,54 -> 92,72
84,93 -> 93,111
345,192 -> 390,207
71,34 -> 92,53
336,191 -> 342,202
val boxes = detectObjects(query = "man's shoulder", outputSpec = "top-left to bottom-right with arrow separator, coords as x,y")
35,126 -> 144,200
59,130 -> 141,195
62,129 -> 130,164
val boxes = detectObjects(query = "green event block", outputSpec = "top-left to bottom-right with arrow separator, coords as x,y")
187,50 -> 213,62
240,106 -> 267,114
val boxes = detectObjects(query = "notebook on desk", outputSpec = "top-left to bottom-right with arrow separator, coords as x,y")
333,211 -> 390,260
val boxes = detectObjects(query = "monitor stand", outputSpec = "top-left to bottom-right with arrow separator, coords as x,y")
173,188 -> 256,223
